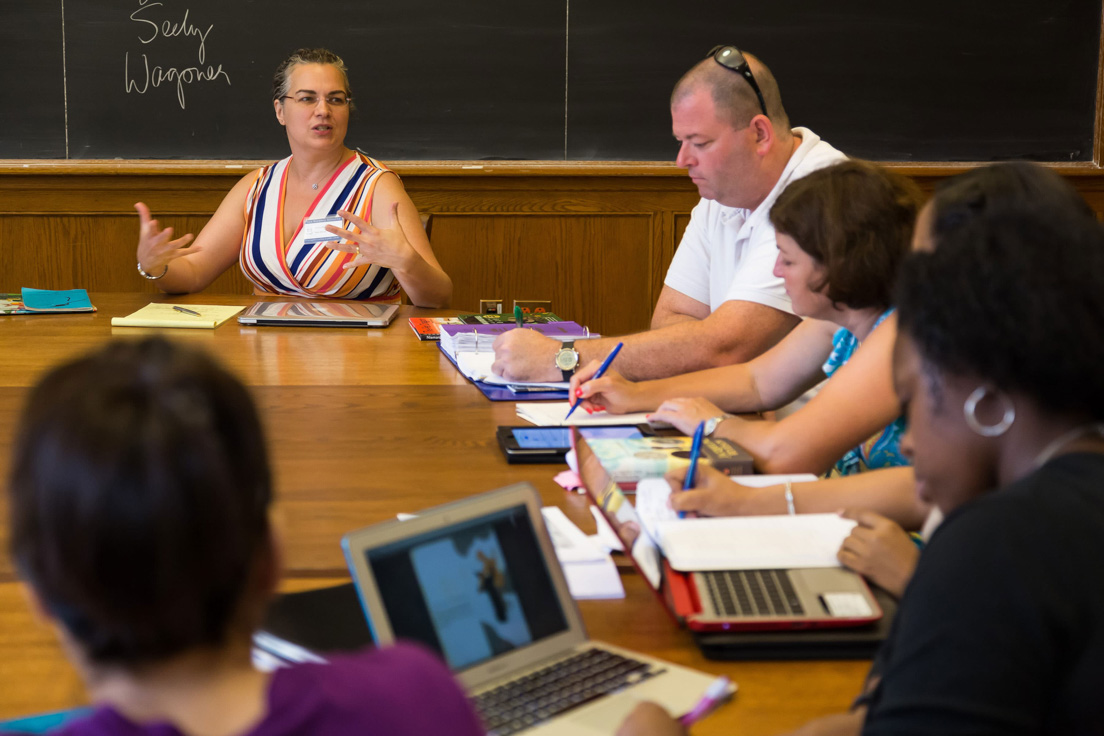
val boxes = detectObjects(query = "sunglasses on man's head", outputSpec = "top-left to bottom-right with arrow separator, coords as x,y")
707,45 -> 768,117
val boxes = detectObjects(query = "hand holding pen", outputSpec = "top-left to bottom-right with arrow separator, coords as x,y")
678,675 -> 732,727
564,342 -> 623,420
678,421 -> 705,519
615,676 -> 732,735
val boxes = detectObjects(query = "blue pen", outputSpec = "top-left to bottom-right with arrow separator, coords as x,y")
563,341 -> 623,421
679,420 -> 706,518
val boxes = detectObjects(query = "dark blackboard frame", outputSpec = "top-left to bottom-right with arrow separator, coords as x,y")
1,1 -> 1101,164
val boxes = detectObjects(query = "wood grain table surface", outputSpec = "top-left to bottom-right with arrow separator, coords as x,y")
0,294 -> 868,733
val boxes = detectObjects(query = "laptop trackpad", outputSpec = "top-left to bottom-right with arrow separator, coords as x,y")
565,694 -> 647,733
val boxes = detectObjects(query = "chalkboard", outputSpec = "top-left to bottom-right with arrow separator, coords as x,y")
1,0 -> 1099,162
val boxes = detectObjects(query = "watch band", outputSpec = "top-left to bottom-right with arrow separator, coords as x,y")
557,340 -> 578,382
703,414 -> 729,436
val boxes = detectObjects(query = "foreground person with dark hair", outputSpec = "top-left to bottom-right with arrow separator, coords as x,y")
618,164 -> 1104,735
7,338 -> 482,736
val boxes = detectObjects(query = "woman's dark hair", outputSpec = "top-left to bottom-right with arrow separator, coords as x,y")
8,338 -> 272,665
769,159 -> 924,311
927,160 -> 1096,247
272,47 -> 352,105
897,162 -> 1104,421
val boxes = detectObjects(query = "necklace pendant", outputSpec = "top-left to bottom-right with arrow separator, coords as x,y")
312,183 -> 319,190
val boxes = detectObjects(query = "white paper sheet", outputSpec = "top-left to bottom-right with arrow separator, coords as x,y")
517,402 -> 654,427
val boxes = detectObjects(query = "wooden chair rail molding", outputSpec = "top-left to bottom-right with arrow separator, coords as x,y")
4,160 -> 1104,336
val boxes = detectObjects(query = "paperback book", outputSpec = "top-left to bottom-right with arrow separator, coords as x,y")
584,434 -> 754,486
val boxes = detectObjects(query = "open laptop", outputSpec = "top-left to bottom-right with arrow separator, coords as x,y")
237,300 -> 398,327
575,435 -> 882,633
342,483 -> 730,736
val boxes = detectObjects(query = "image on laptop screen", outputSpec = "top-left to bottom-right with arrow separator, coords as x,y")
364,505 -> 570,672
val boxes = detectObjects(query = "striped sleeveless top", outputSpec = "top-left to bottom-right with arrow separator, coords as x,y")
239,152 -> 401,301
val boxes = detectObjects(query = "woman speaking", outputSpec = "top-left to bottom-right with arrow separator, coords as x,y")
134,48 -> 451,307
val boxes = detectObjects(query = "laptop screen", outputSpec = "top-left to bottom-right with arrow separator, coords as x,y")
364,504 -> 570,672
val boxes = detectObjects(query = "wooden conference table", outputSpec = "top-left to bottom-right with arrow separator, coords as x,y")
0,294 -> 869,734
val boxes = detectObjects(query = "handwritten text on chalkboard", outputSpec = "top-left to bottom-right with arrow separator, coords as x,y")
124,0 -> 230,109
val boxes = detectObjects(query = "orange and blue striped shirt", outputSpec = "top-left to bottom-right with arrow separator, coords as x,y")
239,152 -> 401,302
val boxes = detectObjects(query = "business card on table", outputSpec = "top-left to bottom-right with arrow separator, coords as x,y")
302,216 -> 343,244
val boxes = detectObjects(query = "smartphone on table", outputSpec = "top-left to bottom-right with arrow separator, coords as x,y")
496,425 -> 650,464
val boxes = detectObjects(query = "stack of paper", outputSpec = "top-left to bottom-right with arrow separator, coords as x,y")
541,506 -> 624,599
439,321 -> 589,362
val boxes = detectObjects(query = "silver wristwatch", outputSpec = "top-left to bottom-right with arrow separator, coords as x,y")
703,414 -> 729,436
554,340 -> 580,381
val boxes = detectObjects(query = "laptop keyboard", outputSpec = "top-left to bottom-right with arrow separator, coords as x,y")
702,569 -> 805,618
473,648 -> 658,735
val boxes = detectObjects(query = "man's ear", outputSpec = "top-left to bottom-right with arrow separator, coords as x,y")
750,115 -> 774,153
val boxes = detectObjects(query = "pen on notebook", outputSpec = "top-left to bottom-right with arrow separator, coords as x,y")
678,675 -> 732,727
172,306 -> 202,317
563,341 -> 623,421
514,304 -> 524,328
679,420 -> 706,519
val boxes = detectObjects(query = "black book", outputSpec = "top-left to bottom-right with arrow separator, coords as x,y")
253,582 -> 374,665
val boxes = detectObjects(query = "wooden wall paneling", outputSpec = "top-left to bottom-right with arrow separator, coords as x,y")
4,163 -> 1104,312
429,213 -> 655,335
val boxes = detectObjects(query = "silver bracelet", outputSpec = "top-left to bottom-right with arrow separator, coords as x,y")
784,479 -> 796,515
137,260 -> 168,280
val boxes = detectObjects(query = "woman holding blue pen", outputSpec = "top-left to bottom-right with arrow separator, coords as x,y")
564,342 -> 622,420
677,421 -> 706,519
573,160 -> 925,526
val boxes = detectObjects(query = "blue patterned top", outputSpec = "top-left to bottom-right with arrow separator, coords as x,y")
821,309 -> 909,477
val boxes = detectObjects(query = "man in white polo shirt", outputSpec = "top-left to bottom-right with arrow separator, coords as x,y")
492,47 -> 845,383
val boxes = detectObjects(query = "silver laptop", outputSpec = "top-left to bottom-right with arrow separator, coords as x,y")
342,483 -> 730,735
237,300 -> 398,327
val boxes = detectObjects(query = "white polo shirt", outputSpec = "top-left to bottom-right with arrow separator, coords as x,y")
663,127 -> 846,314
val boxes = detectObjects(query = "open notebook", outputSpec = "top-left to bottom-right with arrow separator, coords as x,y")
342,484 -> 731,735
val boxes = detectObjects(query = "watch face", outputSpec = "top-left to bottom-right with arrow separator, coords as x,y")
555,348 -> 579,371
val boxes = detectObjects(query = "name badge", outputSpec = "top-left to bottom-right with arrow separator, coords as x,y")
302,216 -> 343,244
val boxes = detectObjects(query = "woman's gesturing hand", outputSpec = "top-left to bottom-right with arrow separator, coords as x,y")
135,202 -> 198,276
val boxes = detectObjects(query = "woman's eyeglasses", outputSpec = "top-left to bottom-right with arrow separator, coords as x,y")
707,46 -> 768,117
280,94 -> 352,108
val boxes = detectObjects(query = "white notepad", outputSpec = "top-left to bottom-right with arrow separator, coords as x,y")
634,476 -> 852,571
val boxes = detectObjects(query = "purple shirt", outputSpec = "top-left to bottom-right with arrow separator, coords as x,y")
46,644 -> 484,735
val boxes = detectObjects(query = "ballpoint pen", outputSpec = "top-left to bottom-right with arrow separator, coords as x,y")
679,420 -> 705,519
678,675 -> 732,726
514,304 -> 524,328
563,341 -> 623,421
172,306 -> 202,317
